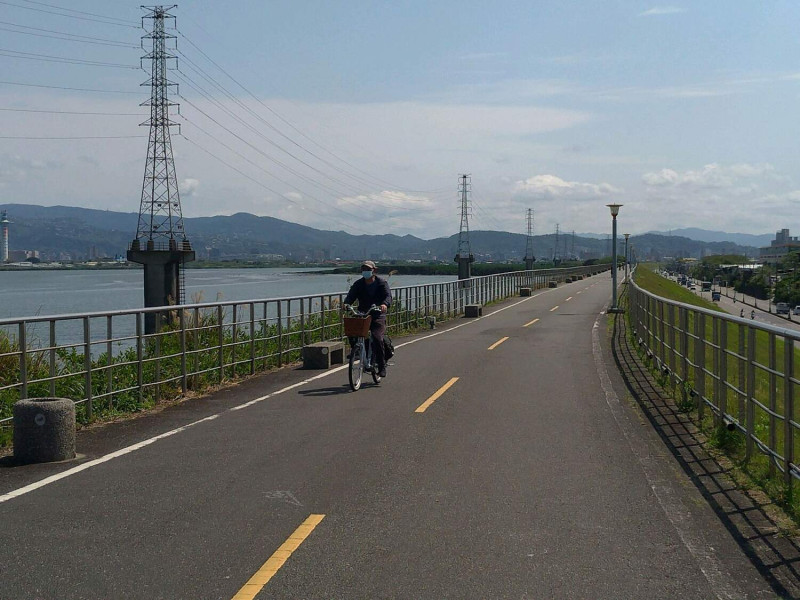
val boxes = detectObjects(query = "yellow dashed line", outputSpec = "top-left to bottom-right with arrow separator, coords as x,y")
523,318 -> 540,328
416,377 -> 459,413
232,514 -> 325,600
488,336 -> 509,350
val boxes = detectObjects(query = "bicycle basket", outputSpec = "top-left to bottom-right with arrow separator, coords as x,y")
343,315 -> 372,337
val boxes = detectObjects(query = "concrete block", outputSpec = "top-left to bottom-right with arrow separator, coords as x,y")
14,398 -> 75,464
549,280 -> 558,288
464,304 -> 483,318
565,277 -> 573,283
302,341 -> 345,369
520,287 -> 532,296
577,275 -> 584,280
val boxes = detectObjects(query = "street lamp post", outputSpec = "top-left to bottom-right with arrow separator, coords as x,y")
607,204 -> 623,313
623,233 -> 630,282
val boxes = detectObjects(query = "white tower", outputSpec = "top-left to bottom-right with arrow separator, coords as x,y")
1,210 -> 9,263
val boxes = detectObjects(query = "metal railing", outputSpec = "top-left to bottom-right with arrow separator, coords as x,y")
627,275 -> 800,484
0,265 -> 605,428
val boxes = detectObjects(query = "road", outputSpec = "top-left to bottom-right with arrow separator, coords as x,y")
0,273 -> 777,599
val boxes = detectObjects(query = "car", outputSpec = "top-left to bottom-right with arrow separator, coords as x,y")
690,285 -> 696,290
777,302 -> 790,315
793,306 -> 800,316
711,291 -> 721,301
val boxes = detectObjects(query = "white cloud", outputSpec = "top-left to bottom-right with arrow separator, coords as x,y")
642,163 -> 775,189
513,174 -> 620,200
639,6 -> 686,16
180,178 -> 200,197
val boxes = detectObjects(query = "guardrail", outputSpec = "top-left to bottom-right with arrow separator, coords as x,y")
627,275 -> 800,485
0,265 -> 606,429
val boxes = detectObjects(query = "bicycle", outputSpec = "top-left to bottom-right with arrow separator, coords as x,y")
343,304 -> 384,391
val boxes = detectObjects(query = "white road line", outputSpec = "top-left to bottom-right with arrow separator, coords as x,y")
2,286 -> 562,504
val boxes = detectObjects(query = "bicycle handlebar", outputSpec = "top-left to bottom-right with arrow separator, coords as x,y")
344,304 -> 382,317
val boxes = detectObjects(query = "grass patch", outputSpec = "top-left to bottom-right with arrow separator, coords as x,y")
630,265 -> 800,523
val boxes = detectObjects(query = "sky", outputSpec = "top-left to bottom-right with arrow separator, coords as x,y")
1,1 -> 800,240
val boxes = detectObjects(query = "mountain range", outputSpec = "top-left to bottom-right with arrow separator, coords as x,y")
0,204 -> 762,263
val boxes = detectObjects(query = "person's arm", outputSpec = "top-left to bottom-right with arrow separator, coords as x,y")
343,280 -> 360,307
379,279 -> 391,311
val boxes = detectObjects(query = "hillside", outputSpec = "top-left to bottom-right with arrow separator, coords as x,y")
0,204 -> 758,263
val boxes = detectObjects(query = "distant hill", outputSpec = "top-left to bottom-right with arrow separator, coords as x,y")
0,204 -> 758,263
646,227 -> 773,248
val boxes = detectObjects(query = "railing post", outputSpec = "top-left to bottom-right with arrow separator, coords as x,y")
769,332 -> 777,476
694,311 -> 705,419
746,326 -> 756,462
719,318 -> 727,421
738,325 -> 746,426
136,313 -> 143,405
249,302 -> 256,375
19,322 -> 27,399
218,305 -> 224,383
84,316 -> 92,420
320,296 -> 326,342
300,297 -> 305,346
784,338 -> 795,486
154,312 -> 161,404
680,307 -> 689,405
277,301 -> 283,368
180,308 -> 188,395
232,304 -> 238,378
49,320 -> 56,397
107,315 -> 113,409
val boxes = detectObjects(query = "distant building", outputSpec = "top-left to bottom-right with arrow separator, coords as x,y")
760,229 -> 800,263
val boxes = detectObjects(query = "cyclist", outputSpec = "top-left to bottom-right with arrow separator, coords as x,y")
343,260 -> 391,377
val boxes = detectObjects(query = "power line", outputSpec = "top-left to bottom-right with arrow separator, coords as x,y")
0,80 -> 139,94
0,48 -> 139,68
20,0 -> 135,25
0,134 -> 145,139
176,31 -> 447,195
0,20 -> 140,47
179,133 -> 377,236
0,1 -> 140,28
0,107 -> 141,115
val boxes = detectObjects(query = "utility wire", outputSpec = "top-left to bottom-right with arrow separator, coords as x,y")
176,31 -> 447,195
0,48 -> 139,68
20,0 -> 135,24
175,66 -> 436,214
178,110 -> 394,226
0,134 -> 145,139
0,1 -> 140,28
0,107 -> 141,115
0,80 -> 139,94
0,20 -> 140,47
179,133 -> 377,236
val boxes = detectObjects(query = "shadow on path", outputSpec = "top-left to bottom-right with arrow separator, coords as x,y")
612,303 -> 800,598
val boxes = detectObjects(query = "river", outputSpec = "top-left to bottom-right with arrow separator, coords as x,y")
0,268 -> 455,321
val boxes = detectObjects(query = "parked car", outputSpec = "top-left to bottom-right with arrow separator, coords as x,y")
793,306 -> 800,315
711,291 -> 721,301
777,302 -> 790,315
690,285 -> 696,291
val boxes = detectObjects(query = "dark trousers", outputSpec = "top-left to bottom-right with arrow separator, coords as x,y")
369,315 -> 386,367
349,315 -> 386,367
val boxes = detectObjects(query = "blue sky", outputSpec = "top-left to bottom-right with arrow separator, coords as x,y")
1,1 -> 800,239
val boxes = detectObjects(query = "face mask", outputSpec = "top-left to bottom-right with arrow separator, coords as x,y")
362,270 -> 373,279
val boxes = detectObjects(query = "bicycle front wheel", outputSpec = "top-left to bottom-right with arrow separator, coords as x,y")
349,341 -> 364,391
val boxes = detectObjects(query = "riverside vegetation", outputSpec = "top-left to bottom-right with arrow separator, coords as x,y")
631,265 -> 800,523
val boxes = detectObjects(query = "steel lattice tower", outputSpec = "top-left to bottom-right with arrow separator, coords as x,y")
135,5 -> 184,244
524,208 -> 535,270
128,5 -> 194,333
454,174 -> 474,280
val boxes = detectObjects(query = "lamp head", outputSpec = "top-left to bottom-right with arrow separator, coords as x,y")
624,233 -> 630,240
607,203 -> 622,217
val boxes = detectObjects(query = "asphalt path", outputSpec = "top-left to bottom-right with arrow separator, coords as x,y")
0,274 -> 777,599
